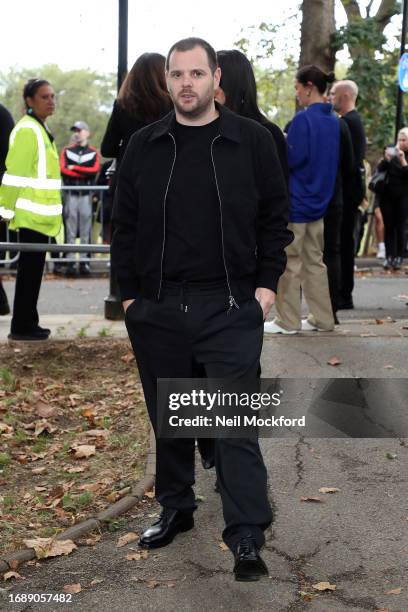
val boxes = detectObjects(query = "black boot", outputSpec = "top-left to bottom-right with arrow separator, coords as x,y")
139,508 -> 194,549
233,535 -> 269,582
0,282 -> 10,315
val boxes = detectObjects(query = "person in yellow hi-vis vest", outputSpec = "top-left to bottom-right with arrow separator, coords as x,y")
0,78 -> 62,341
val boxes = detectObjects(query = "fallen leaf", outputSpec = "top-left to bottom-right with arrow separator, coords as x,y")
384,365 -> 394,369
319,487 -> 340,494
385,452 -> 398,460
144,490 -> 155,499
375,319 -> 385,325
32,467 -> 46,474
121,352 -> 135,363
34,486 -> 47,492
34,419 -> 57,437
8,560 -> 19,570
3,571 -> 24,581
0,422 -> 13,434
82,535 -> 102,546
63,583 -> 81,594
70,445 -> 95,459
385,587 -> 402,595
35,402 -> 59,419
146,579 -> 160,588
300,496 -> 325,503
218,542 -> 229,551
327,356 -> 341,366
90,578 -> 104,586
64,465 -> 86,473
299,591 -> 316,601
68,394 -> 81,407
312,581 -> 336,591
84,429 -> 109,438
360,333 -> 377,337
23,537 -> 77,559
126,550 -> 149,561
117,532 -> 139,548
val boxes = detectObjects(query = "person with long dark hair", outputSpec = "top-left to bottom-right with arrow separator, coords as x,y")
101,52 -> 172,168
215,49 -> 289,184
265,65 -> 338,334
0,78 -> 62,340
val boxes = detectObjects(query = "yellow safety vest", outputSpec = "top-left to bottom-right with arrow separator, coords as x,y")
0,115 -> 62,237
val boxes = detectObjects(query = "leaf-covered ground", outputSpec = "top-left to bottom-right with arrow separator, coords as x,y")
0,339 -> 149,556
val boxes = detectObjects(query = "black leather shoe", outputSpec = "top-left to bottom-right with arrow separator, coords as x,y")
8,329 -> 49,341
139,508 -> 194,549
233,536 -> 269,582
0,300 -> 10,316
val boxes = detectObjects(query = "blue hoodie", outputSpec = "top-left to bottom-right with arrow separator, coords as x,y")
287,103 -> 340,223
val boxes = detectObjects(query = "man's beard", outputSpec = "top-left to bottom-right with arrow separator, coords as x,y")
172,87 -> 214,119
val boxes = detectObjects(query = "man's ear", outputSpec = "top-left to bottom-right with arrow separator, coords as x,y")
214,66 -> 221,89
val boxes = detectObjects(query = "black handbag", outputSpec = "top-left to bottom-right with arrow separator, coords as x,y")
368,170 -> 388,194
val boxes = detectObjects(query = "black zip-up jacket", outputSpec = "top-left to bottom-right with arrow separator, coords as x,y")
111,104 -> 293,303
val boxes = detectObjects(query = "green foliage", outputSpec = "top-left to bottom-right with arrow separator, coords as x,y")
0,64 -> 115,154
334,19 -> 403,147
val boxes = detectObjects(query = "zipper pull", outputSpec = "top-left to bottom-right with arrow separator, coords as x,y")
227,295 -> 240,315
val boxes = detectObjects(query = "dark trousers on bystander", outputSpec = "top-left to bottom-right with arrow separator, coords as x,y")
11,228 -> 48,334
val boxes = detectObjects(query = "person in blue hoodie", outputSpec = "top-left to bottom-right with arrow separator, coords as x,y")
265,65 -> 338,334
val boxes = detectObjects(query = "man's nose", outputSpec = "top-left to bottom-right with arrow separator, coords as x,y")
181,74 -> 193,87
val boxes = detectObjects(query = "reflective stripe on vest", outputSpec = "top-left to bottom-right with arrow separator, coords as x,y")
11,120 -> 47,179
15,198 -> 63,216
1,174 -> 61,190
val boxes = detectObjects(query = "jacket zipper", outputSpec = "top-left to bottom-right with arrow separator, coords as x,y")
210,135 -> 239,314
157,132 -> 177,301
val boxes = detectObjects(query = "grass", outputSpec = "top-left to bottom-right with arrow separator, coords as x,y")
0,367 -> 17,391
0,453 -> 11,467
98,327 -> 111,338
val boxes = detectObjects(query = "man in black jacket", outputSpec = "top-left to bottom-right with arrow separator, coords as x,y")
329,80 -> 366,309
112,38 -> 292,582
0,103 -> 14,315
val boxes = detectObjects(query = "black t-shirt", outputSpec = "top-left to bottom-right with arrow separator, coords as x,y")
0,104 -> 14,179
163,117 -> 226,282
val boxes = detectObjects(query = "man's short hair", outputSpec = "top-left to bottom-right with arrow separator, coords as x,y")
166,37 -> 218,74
338,79 -> 359,101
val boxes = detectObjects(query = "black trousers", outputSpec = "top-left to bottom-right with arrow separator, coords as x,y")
379,196 -> 408,258
339,204 -> 357,301
125,282 -> 272,551
324,204 -> 343,313
11,228 -> 48,333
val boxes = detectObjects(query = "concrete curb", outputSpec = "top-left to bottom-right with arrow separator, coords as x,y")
0,429 -> 156,575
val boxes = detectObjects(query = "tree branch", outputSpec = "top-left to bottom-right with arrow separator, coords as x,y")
340,0 -> 362,22
366,0 -> 375,17
375,0 -> 400,31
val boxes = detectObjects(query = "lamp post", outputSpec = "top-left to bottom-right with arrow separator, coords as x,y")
395,0 -> 408,141
104,0 -> 128,320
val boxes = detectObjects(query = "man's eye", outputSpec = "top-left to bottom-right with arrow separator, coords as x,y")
192,71 -> 203,77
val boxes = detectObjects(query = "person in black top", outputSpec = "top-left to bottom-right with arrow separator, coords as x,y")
329,80 -> 366,309
101,53 -> 172,172
112,37 -> 292,582
0,103 -> 14,314
376,129 -> 408,269
215,49 -> 289,186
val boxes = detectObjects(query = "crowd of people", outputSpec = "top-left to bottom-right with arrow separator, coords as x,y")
0,47 -> 407,340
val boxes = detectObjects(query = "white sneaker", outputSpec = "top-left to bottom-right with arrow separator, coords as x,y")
301,319 -> 322,331
264,320 -> 297,334
376,242 -> 385,259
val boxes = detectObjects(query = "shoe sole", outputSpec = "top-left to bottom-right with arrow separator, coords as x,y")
138,519 -> 194,549
8,335 -> 49,342
234,560 -> 269,582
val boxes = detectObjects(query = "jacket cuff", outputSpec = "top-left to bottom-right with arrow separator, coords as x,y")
256,269 -> 280,294
117,278 -> 140,301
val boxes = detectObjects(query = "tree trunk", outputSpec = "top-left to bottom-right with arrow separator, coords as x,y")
299,0 -> 336,71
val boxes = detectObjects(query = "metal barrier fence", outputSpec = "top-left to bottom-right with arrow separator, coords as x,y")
0,185 -> 110,266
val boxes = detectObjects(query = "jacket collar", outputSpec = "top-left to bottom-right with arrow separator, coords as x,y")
148,102 -> 241,143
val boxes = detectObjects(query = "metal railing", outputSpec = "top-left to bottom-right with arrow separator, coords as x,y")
0,185 -> 110,266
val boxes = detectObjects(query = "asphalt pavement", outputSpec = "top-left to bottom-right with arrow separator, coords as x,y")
1,260 -> 408,611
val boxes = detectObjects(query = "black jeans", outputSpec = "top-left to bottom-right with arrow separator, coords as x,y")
125,282 -> 272,551
11,228 -> 48,333
379,196 -> 408,258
